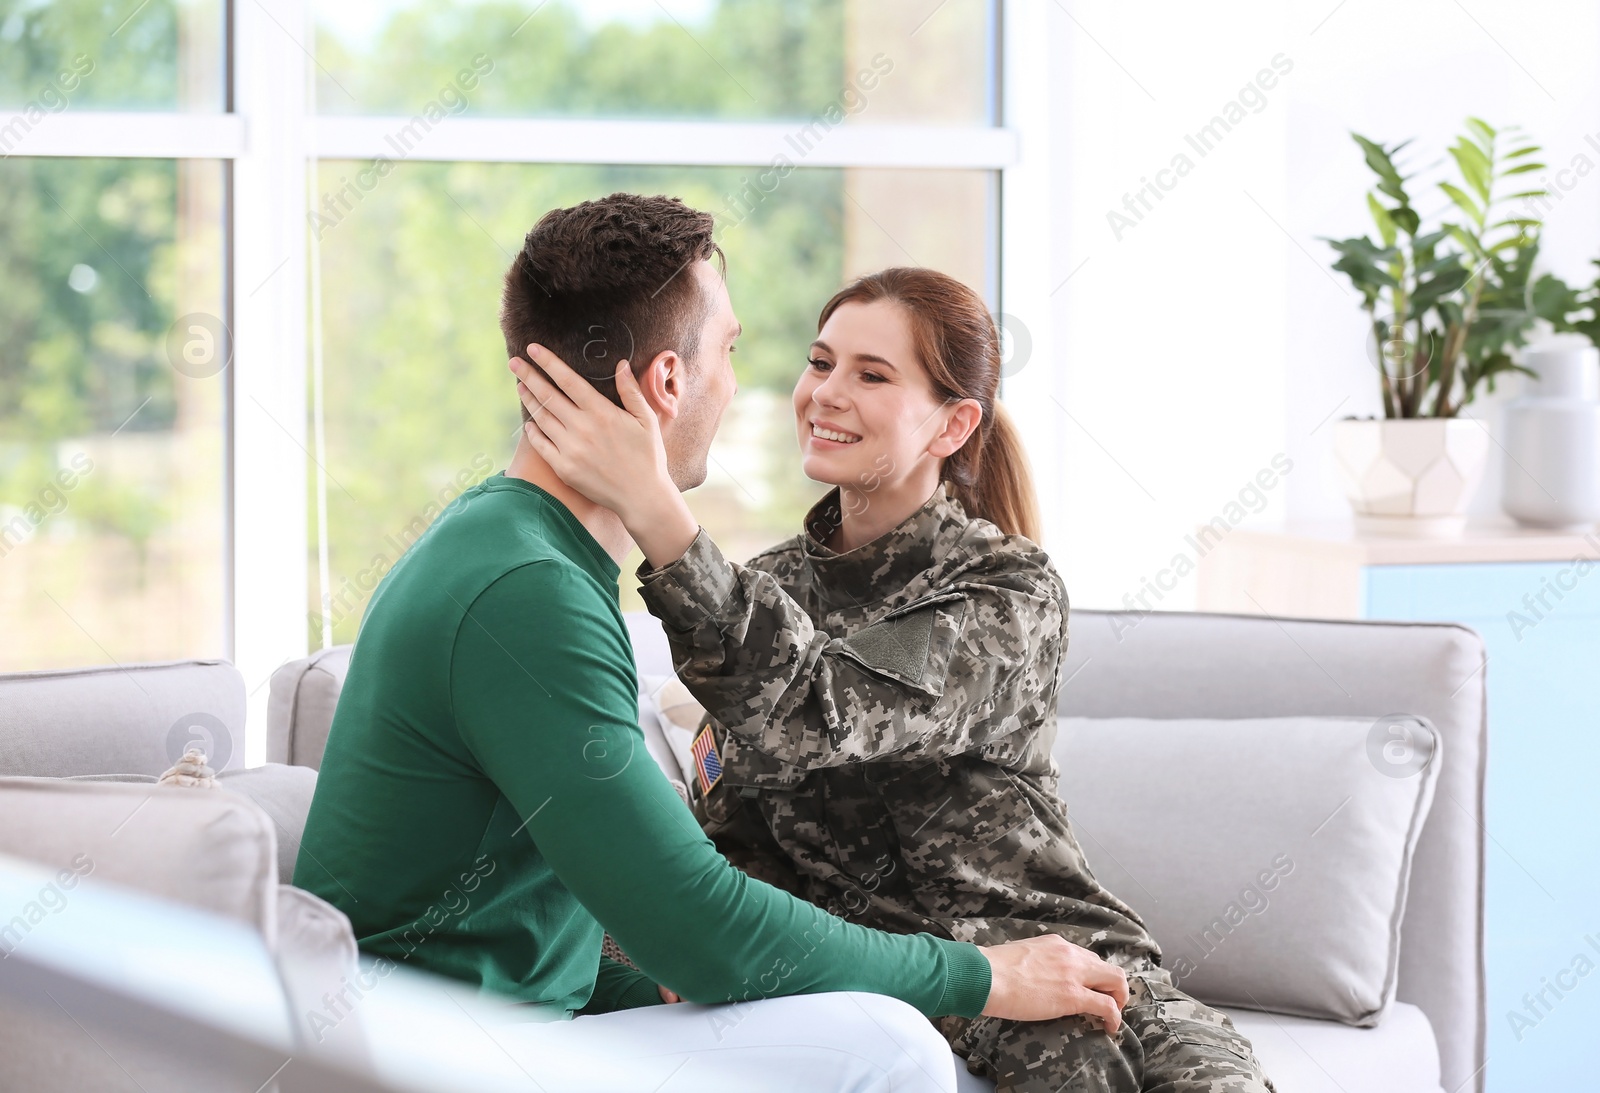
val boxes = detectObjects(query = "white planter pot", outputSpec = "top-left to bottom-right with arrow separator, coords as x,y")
1332,418 -> 1491,537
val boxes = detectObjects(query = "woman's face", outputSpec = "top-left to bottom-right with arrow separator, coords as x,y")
792,299 -> 957,494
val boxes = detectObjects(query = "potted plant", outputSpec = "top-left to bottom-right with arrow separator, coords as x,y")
1323,118 -> 1551,534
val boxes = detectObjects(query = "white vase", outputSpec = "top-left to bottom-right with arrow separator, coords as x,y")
1332,418 -> 1491,537
1501,344 -> 1600,530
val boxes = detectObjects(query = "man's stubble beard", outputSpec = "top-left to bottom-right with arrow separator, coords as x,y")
664,387 -> 719,492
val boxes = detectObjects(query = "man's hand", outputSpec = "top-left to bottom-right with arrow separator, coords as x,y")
977,934 -> 1129,1033
509,346 -> 698,569
658,985 -> 683,1004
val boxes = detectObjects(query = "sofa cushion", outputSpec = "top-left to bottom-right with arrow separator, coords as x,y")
0,660 -> 245,778
0,778 -> 279,941
1225,1002 -> 1443,1093
218,765 -> 319,882
39,765 -> 318,885
1056,714 -> 1441,1026
276,883 -> 371,1060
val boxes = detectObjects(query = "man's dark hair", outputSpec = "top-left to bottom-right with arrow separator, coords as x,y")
501,193 -> 724,414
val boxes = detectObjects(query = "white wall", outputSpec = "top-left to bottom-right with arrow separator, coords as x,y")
1032,0 -> 1600,610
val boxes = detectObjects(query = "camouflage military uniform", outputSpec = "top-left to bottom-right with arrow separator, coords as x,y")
638,483 -> 1274,1093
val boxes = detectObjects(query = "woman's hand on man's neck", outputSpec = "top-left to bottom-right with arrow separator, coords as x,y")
506,435 -> 699,571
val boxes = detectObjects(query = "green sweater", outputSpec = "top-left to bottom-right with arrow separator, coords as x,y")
294,473 -> 991,1018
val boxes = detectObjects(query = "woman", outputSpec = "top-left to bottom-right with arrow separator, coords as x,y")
511,268 -> 1273,1093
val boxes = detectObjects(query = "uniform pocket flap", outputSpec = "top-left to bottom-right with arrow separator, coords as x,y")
836,597 -> 967,698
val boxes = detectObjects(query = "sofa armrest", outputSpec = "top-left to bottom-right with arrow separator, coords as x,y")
1059,609 -> 1485,1093
0,660 -> 245,778
267,647 -> 353,770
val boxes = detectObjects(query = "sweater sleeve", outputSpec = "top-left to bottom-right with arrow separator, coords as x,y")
579,957 -> 665,1014
448,561 -> 991,1018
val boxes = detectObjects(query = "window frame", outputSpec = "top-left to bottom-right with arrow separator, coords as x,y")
8,0 -> 1050,762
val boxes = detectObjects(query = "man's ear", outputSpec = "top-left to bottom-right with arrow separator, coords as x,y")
633,350 -> 685,421
926,399 -> 984,458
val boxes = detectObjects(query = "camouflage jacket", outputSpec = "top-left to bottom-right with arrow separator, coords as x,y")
637,483 -> 1161,967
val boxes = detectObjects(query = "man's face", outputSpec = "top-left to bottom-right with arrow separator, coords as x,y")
661,260 -> 740,490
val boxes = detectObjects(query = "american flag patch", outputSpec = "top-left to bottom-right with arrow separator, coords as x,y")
691,721 -> 723,796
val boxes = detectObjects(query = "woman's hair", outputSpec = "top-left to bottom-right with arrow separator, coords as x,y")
816,268 -> 1042,542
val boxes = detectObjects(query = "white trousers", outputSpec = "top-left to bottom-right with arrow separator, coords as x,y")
497,992 -> 961,1093
351,976 -> 967,1093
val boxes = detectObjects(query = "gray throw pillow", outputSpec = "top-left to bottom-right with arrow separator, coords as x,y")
1055,714 -> 1441,1026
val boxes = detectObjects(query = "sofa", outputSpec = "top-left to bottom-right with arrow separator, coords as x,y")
2,608 -> 1487,1093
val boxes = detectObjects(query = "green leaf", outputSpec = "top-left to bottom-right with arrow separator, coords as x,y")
1412,267 -> 1472,313
1532,272 -> 1582,326
1450,139 -> 1493,202
1465,116 -> 1497,145
1413,228 -> 1454,252
1367,192 -> 1395,245
1501,162 -> 1547,176
1439,181 -> 1482,223
1418,254 -> 1466,277
1352,132 -> 1412,205
1448,223 -> 1486,260
1503,145 -> 1542,159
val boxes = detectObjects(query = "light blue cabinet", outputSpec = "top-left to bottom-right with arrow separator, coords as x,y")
1199,524 -> 1600,1093
1364,561 -> 1600,1092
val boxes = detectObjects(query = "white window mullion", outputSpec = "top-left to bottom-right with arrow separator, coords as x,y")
0,112 -> 244,159
311,116 -> 1017,170
232,0 -> 311,762
998,0 -> 1063,553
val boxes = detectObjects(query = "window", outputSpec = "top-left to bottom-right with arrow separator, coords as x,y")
5,0 -> 1039,758
0,1 -> 228,672
305,0 -> 1008,641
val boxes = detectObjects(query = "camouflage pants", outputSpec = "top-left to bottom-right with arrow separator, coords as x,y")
939,965 -> 1275,1093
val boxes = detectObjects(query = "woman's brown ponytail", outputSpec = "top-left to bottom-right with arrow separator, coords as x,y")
817,268 -> 1042,542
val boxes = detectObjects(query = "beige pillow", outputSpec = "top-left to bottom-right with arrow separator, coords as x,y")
0,777 -> 278,936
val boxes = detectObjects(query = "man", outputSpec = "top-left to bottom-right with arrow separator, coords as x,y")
295,193 -> 1130,1092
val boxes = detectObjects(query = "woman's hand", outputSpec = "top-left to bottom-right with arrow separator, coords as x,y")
510,346 -> 698,569
977,934 -> 1129,1033
658,985 -> 683,1004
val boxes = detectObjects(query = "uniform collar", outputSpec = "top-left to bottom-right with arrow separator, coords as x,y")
800,481 -> 970,606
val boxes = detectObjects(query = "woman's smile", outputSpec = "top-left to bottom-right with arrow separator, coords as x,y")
809,419 -> 863,446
